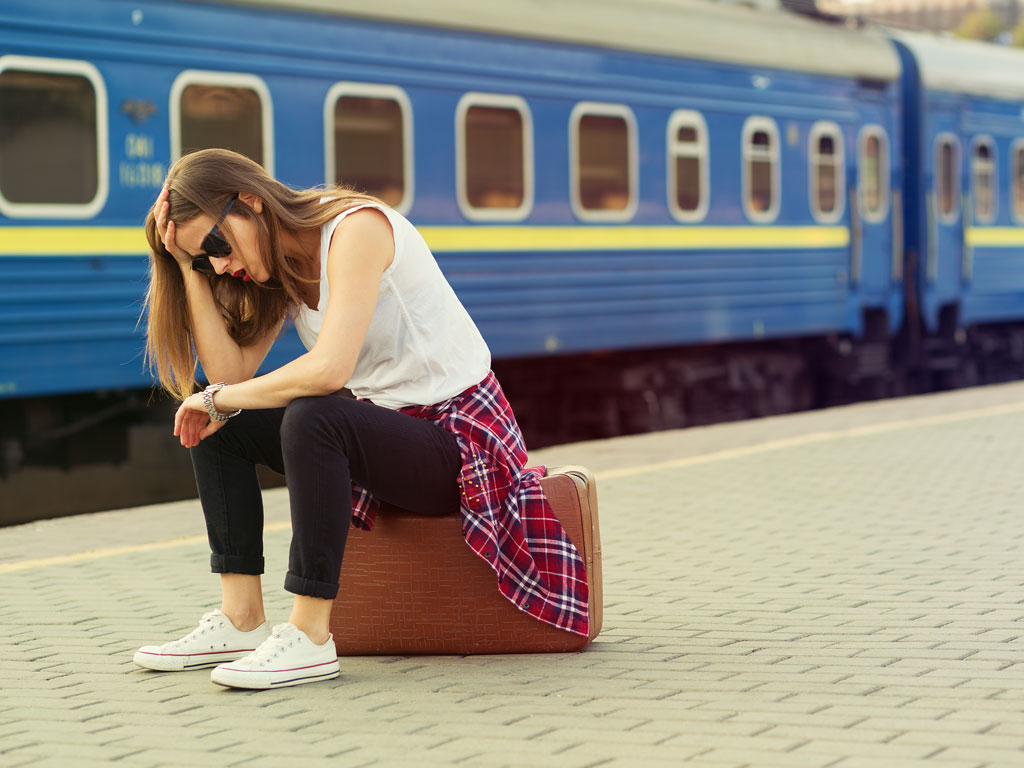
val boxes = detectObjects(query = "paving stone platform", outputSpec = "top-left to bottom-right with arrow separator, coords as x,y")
4,383 -> 1024,767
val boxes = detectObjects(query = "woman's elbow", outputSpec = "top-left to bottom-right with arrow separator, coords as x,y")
320,371 -> 350,395
307,356 -> 350,395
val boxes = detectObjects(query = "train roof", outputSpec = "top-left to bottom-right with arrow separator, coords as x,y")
202,0 -> 901,82
889,29 -> 1024,102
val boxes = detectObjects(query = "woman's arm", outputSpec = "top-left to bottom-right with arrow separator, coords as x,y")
177,261 -> 282,383
156,187 -> 280,384
176,208 -> 393,443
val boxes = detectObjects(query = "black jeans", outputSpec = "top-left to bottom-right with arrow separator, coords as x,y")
190,393 -> 463,600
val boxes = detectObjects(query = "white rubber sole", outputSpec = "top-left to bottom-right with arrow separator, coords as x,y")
210,659 -> 341,689
133,648 -> 258,672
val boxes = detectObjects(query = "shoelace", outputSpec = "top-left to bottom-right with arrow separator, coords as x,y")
168,611 -> 222,649
246,624 -> 299,667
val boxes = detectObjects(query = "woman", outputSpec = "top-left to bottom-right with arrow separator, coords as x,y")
134,149 -> 588,689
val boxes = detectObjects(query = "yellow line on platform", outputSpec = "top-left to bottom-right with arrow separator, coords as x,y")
3,399 -> 1024,575
594,400 -> 1024,480
0,521 -> 291,575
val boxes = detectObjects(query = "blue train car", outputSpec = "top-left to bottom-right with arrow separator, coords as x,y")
0,0 -> 934,500
891,30 -> 1024,382
0,0 -> 905,442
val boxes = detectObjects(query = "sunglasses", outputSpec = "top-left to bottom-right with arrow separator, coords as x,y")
190,195 -> 237,275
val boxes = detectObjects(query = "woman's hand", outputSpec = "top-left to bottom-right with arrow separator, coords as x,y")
174,393 -> 226,447
153,185 -> 191,269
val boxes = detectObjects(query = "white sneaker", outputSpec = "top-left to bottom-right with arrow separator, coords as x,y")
210,623 -> 340,690
133,610 -> 271,671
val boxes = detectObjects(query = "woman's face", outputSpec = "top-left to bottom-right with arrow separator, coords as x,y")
174,194 -> 269,283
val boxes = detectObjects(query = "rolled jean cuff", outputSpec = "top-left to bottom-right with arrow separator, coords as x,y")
284,571 -> 340,600
210,554 -> 264,575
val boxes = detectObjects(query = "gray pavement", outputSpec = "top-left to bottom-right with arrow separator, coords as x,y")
5,383 -> 1024,766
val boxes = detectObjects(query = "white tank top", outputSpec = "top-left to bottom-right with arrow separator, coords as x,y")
293,203 -> 491,410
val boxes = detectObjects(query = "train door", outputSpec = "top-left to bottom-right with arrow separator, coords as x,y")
854,124 -> 894,301
925,113 -> 964,329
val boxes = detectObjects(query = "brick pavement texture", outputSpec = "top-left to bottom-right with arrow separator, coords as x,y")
4,383 -> 1024,766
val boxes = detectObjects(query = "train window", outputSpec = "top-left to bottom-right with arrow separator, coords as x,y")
971,138 -> 996,223
571,102 -> 637,221
326,83 -> 412,213
809,121 -> 845,224
859,126 -> 889,223
936,134 -> 960,223
667,110 -> 709,222
456,93 -> 533,221
1014,141 -> 1024,224
0,55 -> 108,218
171,70 -> 274,175
742,117 -> 780,222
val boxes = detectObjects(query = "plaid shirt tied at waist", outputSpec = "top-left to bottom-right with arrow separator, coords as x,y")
349,371 -> 590,637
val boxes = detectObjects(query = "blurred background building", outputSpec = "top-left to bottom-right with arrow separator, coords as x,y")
819,0 -> 1023,41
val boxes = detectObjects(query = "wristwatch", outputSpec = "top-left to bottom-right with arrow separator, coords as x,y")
202,382 -> 242,421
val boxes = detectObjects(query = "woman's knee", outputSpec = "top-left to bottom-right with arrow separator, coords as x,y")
281,395 -> 356,455
189,415 -> 235,461
189,408 -> 279,465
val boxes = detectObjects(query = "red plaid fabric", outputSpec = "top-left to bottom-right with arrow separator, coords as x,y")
349,371 -> 590,637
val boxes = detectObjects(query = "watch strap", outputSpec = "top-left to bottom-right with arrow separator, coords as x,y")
202,382 -> 242,422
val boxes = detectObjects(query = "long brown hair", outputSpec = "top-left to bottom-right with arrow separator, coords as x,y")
143,148 -> 385,401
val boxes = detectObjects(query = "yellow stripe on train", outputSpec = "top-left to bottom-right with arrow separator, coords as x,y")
420,225 -> 850,252
0,227 -> 149,256
965,227 -> 1024,248
0,224 -> 851,256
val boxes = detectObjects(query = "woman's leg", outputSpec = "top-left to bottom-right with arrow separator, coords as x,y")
189,407 -> 287,629
279,393 -> 463,642
219,574 -> 266,631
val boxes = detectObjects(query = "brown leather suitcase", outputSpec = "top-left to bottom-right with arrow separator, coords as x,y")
330,465 -> 602,654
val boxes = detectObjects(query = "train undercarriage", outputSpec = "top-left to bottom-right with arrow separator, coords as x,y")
4,316 -> 1024,524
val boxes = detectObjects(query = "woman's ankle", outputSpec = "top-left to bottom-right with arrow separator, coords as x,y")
219,573 -> 265,631
288,595 -> 333,646
290,619 -> 330,646
221,607 -> 266,632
